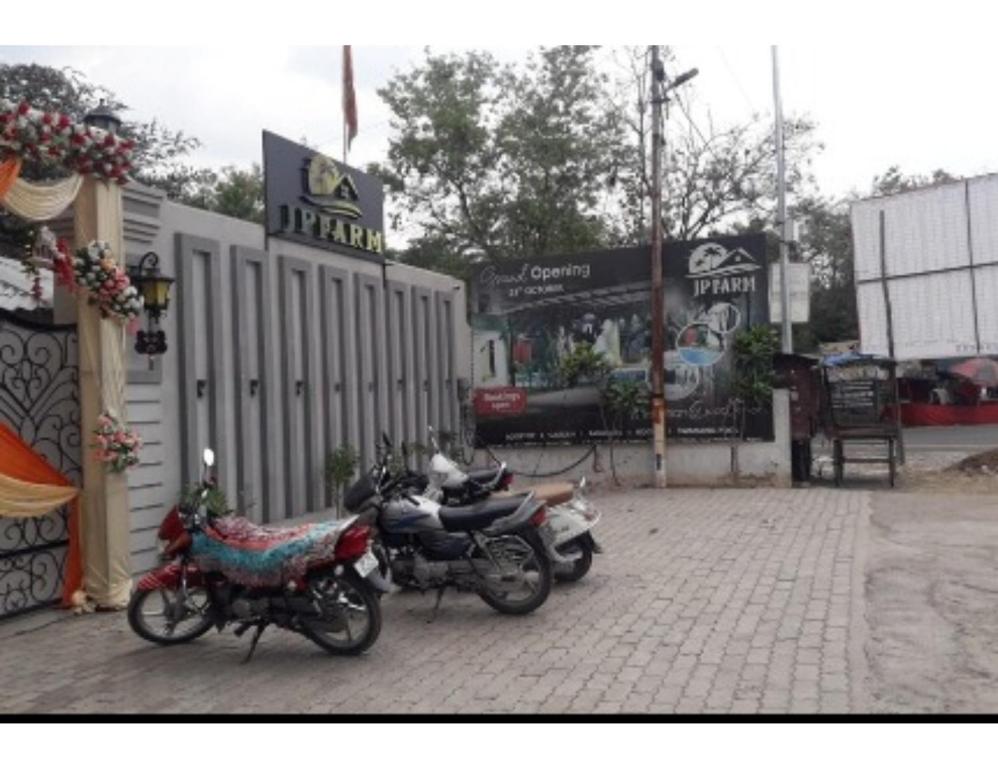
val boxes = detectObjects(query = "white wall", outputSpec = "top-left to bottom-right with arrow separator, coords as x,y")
483,390 -> 792,489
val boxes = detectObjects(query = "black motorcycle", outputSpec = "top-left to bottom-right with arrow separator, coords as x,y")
344,440 -> 553,617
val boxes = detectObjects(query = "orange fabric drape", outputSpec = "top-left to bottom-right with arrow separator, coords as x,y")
0,421 -> 83,606
0,156 -> 22,199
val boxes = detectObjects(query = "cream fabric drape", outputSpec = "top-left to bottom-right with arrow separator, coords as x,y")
2,174 -> 83,221
0,473 -> 78,517
74,177 -> 133,609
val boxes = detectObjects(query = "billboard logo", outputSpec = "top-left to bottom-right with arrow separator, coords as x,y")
305,154 -> 362,219
688,242 -> 761,297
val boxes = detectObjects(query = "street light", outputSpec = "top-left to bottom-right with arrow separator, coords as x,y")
128,251 -> 174,358
82,99 -> 123,136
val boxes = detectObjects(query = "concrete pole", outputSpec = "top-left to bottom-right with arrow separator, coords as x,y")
74,177 -> 132,608
650,46 -> 668,488
772,45 -> 793,353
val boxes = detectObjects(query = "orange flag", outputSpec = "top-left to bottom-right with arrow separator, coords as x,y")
343,45 -> 358,156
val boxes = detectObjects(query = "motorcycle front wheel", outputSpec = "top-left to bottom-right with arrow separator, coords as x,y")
300,568 -> 382,655
127,586 -> 214,645
476,532 -> 552,616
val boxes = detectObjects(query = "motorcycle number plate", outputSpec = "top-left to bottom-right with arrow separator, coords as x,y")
354,551 -> 378,578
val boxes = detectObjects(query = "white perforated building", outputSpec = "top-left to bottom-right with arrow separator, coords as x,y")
851,174 -> 998,361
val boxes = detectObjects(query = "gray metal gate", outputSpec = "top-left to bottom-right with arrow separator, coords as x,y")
0,309 -> 80,620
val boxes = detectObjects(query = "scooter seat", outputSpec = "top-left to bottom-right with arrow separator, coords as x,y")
438,494 -> 528,532
527,482 -> 574,507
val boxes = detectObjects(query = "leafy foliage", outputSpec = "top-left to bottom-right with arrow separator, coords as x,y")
177,164 -> 265,224
556,342 -> 612,388
601,378 -> 649,427
180,485 -> 230,517
604,47 -> 820,244
379,47 -> 624,273
733,326 -> 779,408
325,444 -> 359,510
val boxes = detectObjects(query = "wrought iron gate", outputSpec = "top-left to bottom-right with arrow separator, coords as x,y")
0,308 -> 80,620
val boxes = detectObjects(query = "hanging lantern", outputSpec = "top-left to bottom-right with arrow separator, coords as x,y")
127,251 -> 174,358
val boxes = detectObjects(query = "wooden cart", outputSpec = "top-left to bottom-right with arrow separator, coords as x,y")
819,354 -> 900,488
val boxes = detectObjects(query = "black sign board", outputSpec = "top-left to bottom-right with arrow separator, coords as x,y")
263,130 -> 385,262
470,235 -> 772,446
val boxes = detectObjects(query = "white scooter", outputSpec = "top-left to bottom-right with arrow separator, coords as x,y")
421,430 -> 602,582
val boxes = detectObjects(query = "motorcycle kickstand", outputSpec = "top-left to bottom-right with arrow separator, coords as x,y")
426,586 -> 446,624
241,622 -> 266,664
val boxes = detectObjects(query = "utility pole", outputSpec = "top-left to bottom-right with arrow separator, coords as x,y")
649,45 -> 668,489
772,45 -> 793,354
649,47 -> 698,489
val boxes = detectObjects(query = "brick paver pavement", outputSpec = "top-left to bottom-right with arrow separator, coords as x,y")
0,488 -> 872,714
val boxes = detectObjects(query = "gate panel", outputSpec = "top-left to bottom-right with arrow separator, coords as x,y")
320,265 -> 356,507
232,246 -> 278,523
280,256 -> 320,516
354,274 -> 387,470
436,291 -> 459,437
412,287 -> 438,452
176,234 -> 225,490
387,280 -> 415,456
0,310 -> 80,619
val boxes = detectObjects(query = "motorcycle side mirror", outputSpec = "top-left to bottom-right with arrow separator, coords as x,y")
202,448 -> 215,468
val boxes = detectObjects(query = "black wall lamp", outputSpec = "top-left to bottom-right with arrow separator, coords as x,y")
128,251 -> 175,358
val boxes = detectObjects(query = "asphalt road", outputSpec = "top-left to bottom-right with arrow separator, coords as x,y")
902,424 -> 998,452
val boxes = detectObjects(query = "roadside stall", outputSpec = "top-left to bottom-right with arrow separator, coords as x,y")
819,352 -> 900,487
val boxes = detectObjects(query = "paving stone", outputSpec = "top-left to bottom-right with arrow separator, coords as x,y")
0,487 -> 869,715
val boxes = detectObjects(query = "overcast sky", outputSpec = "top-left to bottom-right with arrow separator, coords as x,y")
3,43 -> 997,206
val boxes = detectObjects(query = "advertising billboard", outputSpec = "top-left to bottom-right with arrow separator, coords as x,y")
471,235 -> 772,446
851,174 -> 998,360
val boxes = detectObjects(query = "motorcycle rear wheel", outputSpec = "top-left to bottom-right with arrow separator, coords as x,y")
554,538 -> 593,583
128,586 -> 214,645
300,568 -> 382,655
476,532 -> 552,615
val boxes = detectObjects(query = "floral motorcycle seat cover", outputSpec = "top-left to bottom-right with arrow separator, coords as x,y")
189,516 -> 353,588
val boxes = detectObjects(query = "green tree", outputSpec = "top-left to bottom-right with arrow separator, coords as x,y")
378,47 -> 624,274
870,165 -> 958,196
791,195 -> 858,350
0,63 -> 203,190
789,166 -> 960,351
605,46 -> 821,243
179,164 -> 265,224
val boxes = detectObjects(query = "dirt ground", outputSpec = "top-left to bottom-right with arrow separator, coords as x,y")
865,490 -> 998,712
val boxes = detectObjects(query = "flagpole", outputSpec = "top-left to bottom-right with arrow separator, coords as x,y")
343,57 -> 348,165
342,46 -> 347,164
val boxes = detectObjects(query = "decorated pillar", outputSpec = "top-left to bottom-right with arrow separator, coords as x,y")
73,176 -> 132,608
1,98 -> 138,610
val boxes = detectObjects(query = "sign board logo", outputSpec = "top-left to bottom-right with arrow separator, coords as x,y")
305,154 -> 362,220
263,131 -> 385,262
688,242 -> 762,298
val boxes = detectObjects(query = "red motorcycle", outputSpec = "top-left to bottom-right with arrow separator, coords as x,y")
127,448 -> 388,660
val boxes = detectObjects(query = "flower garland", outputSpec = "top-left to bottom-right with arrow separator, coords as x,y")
92,411 -> 142,473
56,241 -> 143,325
0,100 -> 134,184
